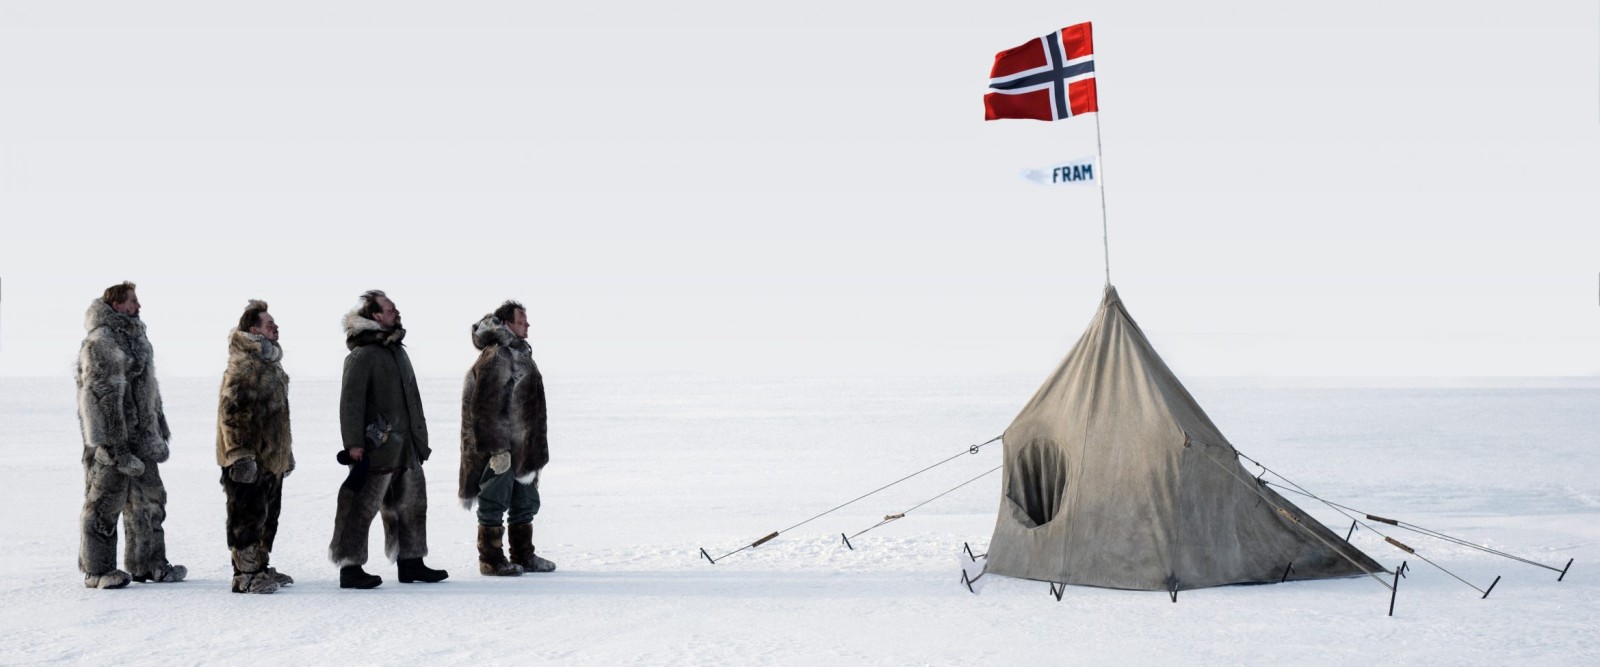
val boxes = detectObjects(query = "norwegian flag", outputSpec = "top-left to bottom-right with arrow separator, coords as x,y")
984,23 -> 1098,121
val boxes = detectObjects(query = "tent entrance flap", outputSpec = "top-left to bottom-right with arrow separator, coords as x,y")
1006,439 -> 1067,528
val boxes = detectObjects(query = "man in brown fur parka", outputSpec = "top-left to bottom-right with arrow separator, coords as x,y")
460,300 -> 554,576
216,300 -> 295,594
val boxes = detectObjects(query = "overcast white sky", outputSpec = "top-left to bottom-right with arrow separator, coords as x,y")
1,1 -> 1596,379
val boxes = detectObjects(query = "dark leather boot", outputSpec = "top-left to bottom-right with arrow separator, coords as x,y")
339,565 -> 382,589
508,522 -> 557,573
478,525 -> 523,576
397,558 -> 449,583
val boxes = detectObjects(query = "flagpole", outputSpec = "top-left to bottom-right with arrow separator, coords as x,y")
1094,112 -> 1110,287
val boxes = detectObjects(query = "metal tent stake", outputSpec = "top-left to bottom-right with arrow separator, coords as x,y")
1481,576 -> 1501,599
1389,560 -> 1406,617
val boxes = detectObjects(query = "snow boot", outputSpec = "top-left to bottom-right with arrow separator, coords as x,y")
397,558 -> 449,583
132,563 -> 187,583
508,522 -> 556,573
84,569 -> 131,589
478,525 -> 523,577
339,565 -> 382,589
265,567 -> 294,587
231,571 -> 279,594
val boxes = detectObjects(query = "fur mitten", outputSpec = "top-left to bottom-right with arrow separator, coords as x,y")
115,452 -> 145,477
229,458 -> 259,484
146,438 -> 170,463
488,451 -> 511,475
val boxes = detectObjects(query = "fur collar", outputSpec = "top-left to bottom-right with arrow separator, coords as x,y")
470,314 -> 526,352
83,299 -> 146,337
230,330 -> 283,362
342,306 -> 405,350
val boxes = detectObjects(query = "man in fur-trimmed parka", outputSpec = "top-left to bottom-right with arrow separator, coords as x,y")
460,300 -> 554,576
328,290 -> 448,589
76,281 -> 187,589
216,300 -> 295,594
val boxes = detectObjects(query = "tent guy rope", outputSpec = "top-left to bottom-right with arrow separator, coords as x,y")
841,465 -> 1003,550
1259,480 -> 1573,581
1231,449 -> 1510,598
699,435 -> 1001,564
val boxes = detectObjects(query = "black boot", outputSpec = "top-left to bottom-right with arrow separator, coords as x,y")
397,558 -> 448,583
339,565 -> 382,589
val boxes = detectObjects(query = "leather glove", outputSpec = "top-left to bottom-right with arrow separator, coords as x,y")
229,458 -> 259,484
115,452 -> 146,477
488,451 -> 511,475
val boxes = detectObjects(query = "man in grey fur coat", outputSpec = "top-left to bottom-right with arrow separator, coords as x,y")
460,300 -> 555,576
328,290 -> 448,589
216,300 -> 295,594
76,281 -> 187,589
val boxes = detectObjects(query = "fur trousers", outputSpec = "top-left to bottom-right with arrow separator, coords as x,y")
221,469 -> 282,573
80,452 -> 170,577
328,463 -> 430,567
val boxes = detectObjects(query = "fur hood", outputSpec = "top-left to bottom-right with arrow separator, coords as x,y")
216,329 -> 293,473
470,314 -> 527,352
76,299 -> 170,463
230,330 -> 283,362
84,299 -> 145,338
343,306 -> 406,350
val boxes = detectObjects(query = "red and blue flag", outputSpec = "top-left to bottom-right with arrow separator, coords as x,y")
984,23 -> 1098,121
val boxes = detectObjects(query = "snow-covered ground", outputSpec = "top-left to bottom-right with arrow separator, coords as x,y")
1,374 -> 1596,665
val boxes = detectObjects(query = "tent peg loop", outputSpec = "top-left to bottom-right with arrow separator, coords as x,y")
699,547 -> 716,565
1559,558 -> 1573,582
841,533 -> 854,550
1049,582 -> 1066,601
1481,575 -> 1501,599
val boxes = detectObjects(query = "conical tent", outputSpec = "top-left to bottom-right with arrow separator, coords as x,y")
986,286 -> 1384,591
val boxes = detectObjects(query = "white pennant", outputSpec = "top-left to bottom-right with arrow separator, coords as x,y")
1021,156 -> 1099,187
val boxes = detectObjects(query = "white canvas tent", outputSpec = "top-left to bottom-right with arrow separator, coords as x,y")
986,286 -> 1385,591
